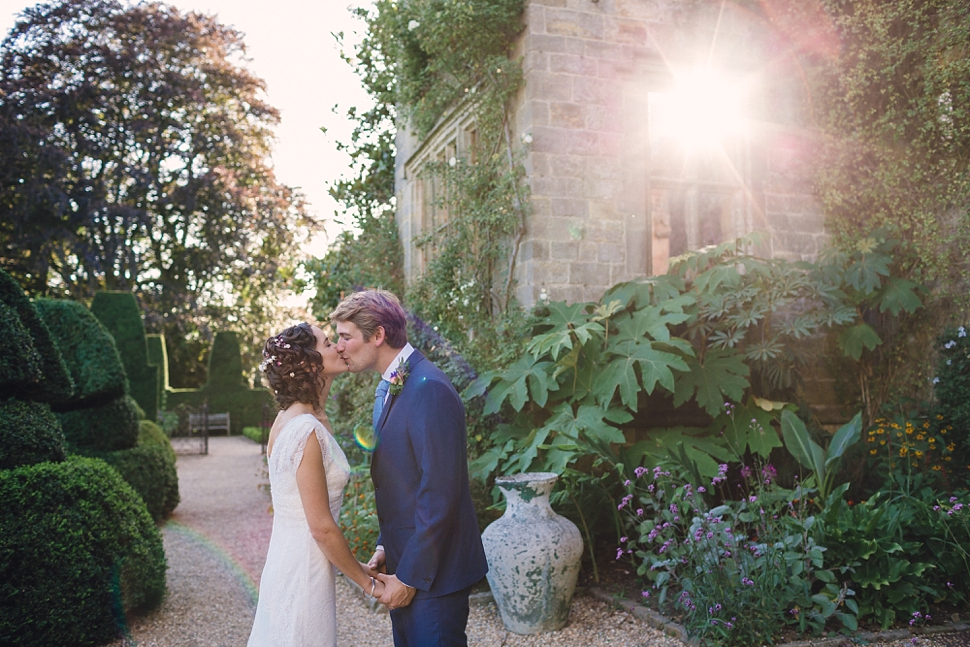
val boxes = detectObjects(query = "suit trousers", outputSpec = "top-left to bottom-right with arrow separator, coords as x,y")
389,585 -> 473,647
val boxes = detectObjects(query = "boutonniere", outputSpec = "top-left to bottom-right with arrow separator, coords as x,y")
388,358 -> 410,396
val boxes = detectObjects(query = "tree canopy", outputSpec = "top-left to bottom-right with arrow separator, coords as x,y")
0,0 -> 317,384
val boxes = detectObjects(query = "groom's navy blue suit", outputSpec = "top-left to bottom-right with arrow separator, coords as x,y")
372,350 -> 488,646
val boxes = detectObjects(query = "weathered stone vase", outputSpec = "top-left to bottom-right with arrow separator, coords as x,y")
481,472 -> 583,634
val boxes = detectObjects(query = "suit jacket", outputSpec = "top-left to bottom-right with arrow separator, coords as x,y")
371,350 -> 488,598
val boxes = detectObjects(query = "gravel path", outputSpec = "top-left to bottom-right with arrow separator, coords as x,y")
112,436 -> 965,647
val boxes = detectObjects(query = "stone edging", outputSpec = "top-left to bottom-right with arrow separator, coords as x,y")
585,587 -> 970,647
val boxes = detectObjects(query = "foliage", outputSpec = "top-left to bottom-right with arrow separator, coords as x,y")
35,297 -> 127,406
243,426 -> 267,445
818,485 -> 970,628
618,461 -> 856,646
467,234 -> 920,485
0,0 -> 316,387
0,456 -> 166,645
931,326 -> 970,486
0,398 -> 66,470
0,268 -> 73,404
165,330 -> 272,434
864,411 -> 959,493
781,411 -> 863,504
90,291 -> 159,420
57,395 -> 141,453
339,465 -> 380,559
91,420 -> 180,522
145,334 -> 169,412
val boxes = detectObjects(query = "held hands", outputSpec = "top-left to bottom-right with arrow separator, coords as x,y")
364,548 -> 386,575
367,576 -> 386,600
375,573 -> 416,610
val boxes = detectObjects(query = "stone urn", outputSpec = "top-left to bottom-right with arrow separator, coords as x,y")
481,472 -> 583,634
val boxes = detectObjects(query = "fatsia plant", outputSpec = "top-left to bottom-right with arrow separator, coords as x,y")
466,233 -> 922,485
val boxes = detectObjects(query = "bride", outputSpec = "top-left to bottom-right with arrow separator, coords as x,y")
248,322 -> 384,646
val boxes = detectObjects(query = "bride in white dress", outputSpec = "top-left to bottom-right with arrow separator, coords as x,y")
248,322 -> 385,647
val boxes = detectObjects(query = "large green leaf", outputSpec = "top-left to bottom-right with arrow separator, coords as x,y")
839,323 -> 882,360
845,252 -> 891,293
672,348 -> 750,416
825,412 -> 862,471
781,409 -> 826,476
481,356 -> 558,414
639,427 -> 733,478
876,277 -> 922,316
712,401 -> 783,457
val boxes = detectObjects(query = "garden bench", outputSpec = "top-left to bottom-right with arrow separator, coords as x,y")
188,412 -> 231,436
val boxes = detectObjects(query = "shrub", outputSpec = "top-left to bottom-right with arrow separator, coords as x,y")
0,300 -> 45,393
932,325 -> 970,487
35,298 -> 127,406
0,456 -> 166,646
92,421 -> 180,521
207,331 -> 246,387
90,291 -> 158,421
57,395 -> 141,452
0,268 -> 73,404
619,461 -> 856,646
243,426 -> 267,444
339,466 -> 380,559
0,398 -> 66,470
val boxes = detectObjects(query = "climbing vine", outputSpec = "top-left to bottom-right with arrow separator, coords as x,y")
317,0 -> 530,368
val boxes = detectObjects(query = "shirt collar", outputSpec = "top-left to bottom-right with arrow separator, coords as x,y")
381,343 -> 415,382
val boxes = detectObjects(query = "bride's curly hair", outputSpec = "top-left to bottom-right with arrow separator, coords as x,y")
260,323 -> 325,411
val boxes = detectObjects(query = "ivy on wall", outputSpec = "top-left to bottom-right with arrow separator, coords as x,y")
312,0 -> 529,368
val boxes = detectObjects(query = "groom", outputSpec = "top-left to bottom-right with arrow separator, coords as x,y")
331,289 -> 488,647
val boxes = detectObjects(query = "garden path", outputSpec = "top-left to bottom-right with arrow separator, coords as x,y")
111,435 -> 677,646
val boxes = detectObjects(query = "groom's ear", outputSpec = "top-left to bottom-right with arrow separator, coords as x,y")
372,325 -> 386,347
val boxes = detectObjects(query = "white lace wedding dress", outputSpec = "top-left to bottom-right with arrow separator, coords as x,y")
248,414 -> 351,647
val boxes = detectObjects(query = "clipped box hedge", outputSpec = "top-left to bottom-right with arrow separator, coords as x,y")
0,398 -> 67,470
34,299 -> 127,406
56,395 -> 141,453
0,456 -> 166,646
91,421 -> 180,522
166,331 -> 272,434
90,291 -> 158,421
0,269 -> 73,404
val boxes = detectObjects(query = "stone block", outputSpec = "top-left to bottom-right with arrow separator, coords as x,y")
587,157 -> 621,180
550,240 -> 580,261
789,212 -> 825,234
524,50 -> 549,74
545,8 -> 605,40
553,285 -> 586,304
528,239 -> 550,262
531,152 -> 551,178
579,242 -> 599,262
533,176 -> 586,198
527,71 -> 575,102
585,107 -> 623,133
598,242 -> 625,262
588,200 -> 619,220
765,193 -> 791,215
608,17 -> 649,44
573,77 -> 616,105
585,39 -> 623,61
530,215 -> 578,242
549,102 -> 587,129
530,196 -> 552,218
525,3 -> 547,33
548,53 -> 599,76
526,33 -> 568,54
534,260 -> 571,284
531,0 -> 568,7
532,126 -> 597,155
550,197 -> 590,219
586,217 -> 624,242
585,176 -> 617,200
570,261 -> 612,286
548,154 -> 586,178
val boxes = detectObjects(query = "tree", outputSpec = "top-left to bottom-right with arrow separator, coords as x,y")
0,0 -> 317,385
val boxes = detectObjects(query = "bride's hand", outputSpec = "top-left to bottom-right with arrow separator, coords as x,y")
371,577 -> 386,599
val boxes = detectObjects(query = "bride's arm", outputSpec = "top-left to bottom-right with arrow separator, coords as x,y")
296,436 -> 385,597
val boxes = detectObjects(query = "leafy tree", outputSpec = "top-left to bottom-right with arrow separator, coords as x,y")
0,0 -> 317,384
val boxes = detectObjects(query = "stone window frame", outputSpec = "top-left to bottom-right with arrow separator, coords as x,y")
404,110 -> 478,274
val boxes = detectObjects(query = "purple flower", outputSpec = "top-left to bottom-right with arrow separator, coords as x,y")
742,577 -> 754,586
762,464 -> 777,484
698,486 -> 706,493
642,590 -> 651,598
748,495 -> 757,503
620,536 -> 628,543
615,547 -> 624,560
636,508 -> 644,516
740,465 -> 752,479
634,466 -> 648,478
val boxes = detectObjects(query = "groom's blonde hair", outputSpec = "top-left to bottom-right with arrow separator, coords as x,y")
329,289 -> 408,349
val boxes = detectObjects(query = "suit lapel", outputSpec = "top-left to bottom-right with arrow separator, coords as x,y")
374,351 -> 426,437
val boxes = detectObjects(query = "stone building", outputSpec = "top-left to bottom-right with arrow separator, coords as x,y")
394,0 -> 825,308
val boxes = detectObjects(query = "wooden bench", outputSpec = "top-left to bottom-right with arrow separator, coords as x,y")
187,412 -> 231,435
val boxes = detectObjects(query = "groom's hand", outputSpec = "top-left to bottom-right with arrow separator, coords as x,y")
366,547 -> 386,574
375,574 -> 416,610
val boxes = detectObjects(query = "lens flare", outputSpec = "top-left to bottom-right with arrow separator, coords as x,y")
354,423 -> 377,452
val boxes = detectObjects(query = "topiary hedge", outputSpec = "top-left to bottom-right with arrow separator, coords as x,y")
0,456 -> 166,646
92,421 -> 180,521
0,398 -> 66,470
166,331 -> 272,434
0,269 -> 73,404
34,299 -> 127,407
90,291 -> 158,421
146,333 -> 169,413
56,395 -> 141,453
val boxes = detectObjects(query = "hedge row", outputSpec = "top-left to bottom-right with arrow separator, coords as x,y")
0,457 -> 166,645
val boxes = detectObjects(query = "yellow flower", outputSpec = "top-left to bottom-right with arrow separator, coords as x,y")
915,451 -> 924,458
900,447 -> 909,456
877,428 -> 885,435
916,434 -> 926,441
937,414 -> 944,420
870,449 -> 878,455
932,465 -> 942,472
880,440 -> 886,445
